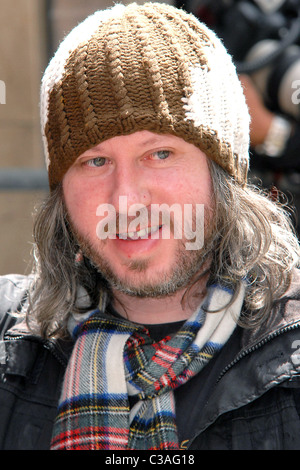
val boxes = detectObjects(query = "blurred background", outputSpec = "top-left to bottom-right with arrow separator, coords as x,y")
0,0 -> 172,275
0,0 -> 299,275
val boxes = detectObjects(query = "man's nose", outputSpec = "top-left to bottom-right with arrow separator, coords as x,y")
110,165 -> 152,213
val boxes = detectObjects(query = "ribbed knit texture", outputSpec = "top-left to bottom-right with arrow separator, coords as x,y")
50,282 -> 245,450
40,2 -> 250,190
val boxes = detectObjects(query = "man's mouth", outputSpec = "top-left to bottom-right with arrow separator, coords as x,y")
116,225 -> 162,240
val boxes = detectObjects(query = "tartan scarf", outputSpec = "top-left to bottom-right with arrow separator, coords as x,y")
50,282 -> 245,450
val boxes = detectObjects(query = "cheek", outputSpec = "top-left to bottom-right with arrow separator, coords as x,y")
63,178 -> 104,236
194,179 -> 213,206
169,170 -> 213,207
189,161 -> 213,205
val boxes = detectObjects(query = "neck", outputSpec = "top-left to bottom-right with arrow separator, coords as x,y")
112,277 -> 208,325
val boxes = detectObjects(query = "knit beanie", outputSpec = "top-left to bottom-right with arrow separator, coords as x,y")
40,2 -> 250,191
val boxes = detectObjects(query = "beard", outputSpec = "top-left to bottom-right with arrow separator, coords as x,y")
68,207 -> 215,299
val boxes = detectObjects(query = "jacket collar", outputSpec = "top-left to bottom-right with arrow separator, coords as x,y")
241,268 -> 300,350
187,269 -> 300,445
3,317 -> 73,371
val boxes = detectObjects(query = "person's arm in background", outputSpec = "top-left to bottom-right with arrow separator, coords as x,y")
239,74 -> 300,171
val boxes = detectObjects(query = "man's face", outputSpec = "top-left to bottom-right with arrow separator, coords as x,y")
62,131 -> 214,297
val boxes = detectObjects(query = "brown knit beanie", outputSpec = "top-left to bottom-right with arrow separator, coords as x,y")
40,2 -> 250,191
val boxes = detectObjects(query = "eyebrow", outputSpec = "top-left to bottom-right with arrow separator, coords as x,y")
130,138 -> 165,149
139,137 -> 169,147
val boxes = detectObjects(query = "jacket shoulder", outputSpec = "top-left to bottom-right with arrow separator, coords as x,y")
0,274 -> 32,315
241,268 -> 300,350
0,274 -> 32,334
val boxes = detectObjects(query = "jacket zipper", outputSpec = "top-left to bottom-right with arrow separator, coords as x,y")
186,321 -> 300,449
217,321 -> 300,383
4,333 -> 69,368
43,340 -> 70,367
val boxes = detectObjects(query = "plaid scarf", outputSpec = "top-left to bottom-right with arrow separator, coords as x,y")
50,283 -> 245,450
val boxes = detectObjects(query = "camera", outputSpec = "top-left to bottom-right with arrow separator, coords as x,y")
177,0 -> 300,121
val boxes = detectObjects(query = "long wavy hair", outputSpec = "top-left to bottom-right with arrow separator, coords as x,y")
27,161 -> 300,339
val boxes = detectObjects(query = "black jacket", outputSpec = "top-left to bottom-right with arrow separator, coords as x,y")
0,273 -> 300,450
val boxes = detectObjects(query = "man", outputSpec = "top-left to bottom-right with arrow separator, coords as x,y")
0,2 -> 300,451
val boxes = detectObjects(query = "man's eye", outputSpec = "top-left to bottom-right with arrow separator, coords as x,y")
86,157 -> 106,167
151,150 -> 170,160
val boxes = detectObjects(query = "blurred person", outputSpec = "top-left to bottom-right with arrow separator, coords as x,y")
0,2 -> 300,451
240,73 -> 300,234
182,0 -> 300,235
